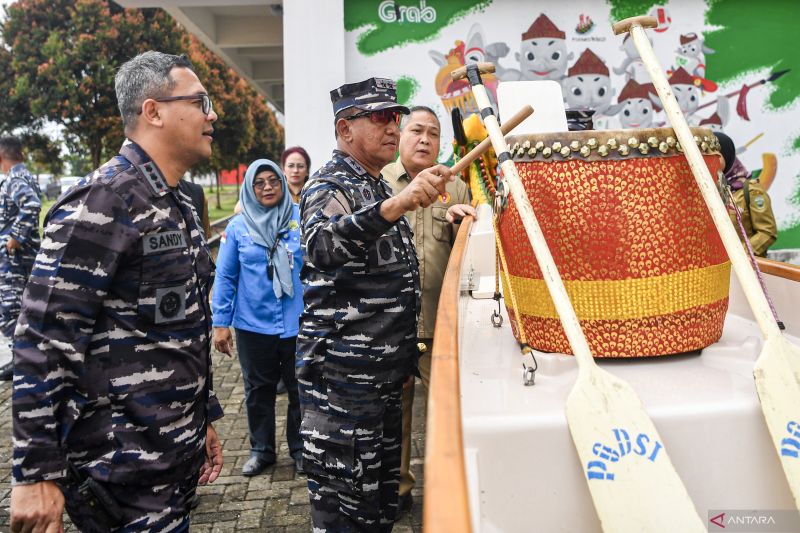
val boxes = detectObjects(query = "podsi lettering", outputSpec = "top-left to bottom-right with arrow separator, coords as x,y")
780,420 -> 800,458
586,428 -> 664,481
378,0 -> 436,24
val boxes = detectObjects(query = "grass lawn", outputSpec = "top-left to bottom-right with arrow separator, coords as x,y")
39,184 -> 240,229
204,184 -> 240,223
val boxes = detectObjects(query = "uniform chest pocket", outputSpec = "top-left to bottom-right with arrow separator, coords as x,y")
139,244 -> 198,326
138,276 -> 195,325
366,232 -> 407,273
238,234 -> 269,266
432,206 -> 452,243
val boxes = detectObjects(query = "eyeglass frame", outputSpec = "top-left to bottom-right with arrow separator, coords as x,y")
253,176 -> 283,191
343,108 -> 403,126
139,94 -> 214,116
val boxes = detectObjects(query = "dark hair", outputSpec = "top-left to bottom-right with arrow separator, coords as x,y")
403,105 -> 440,128
0,136 -> 23,161
713,132 -> 736,174
115,51 -> 195,131
281,146 -> 311,170
333,107 -> 360,139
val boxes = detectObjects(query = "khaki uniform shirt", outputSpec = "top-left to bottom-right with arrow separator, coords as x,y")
383,159 -> 470,338
728,179 -> 777,257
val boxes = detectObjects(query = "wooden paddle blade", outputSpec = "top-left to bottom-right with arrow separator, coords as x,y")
566,366 -> 705,532
753,335 -> 800,509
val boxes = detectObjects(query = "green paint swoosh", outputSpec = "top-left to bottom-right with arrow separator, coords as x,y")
345,0 -> 492,56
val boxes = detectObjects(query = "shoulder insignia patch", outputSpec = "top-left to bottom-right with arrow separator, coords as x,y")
137,162 -> 168,196
343,156 -> 367,175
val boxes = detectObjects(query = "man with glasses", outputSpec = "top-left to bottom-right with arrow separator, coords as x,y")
11,51 -> 224,532
382,105 -> 475,516
297,77 -> 453,531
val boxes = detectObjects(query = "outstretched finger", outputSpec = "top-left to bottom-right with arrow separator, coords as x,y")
198,461 -> 211,485
431,164 -> 454,181
44,517 -> 63,533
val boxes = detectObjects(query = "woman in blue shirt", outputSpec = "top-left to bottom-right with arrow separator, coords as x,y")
212,159 -> 304,476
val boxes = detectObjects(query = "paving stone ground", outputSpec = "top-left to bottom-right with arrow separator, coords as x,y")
0,340 -> 427,532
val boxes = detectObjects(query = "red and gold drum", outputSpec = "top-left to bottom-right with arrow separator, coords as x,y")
500,127 -> 730,357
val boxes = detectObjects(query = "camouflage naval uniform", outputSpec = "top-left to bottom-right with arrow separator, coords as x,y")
297,149 -> 421,531
0,162 -> 41,339
12,140 -> 223,531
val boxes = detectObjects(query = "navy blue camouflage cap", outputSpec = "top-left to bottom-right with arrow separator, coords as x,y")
330,77 -> 411,116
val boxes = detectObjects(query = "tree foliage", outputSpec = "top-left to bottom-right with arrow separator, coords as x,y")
0,0 -> 284,175
188,36 -> 284,207
1,0 -> 188,167
21,131 -> 64,176
247,97 -> 284,165
189,37 -> 255,175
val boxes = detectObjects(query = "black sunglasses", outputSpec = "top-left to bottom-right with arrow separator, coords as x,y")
140,94 -> 214,116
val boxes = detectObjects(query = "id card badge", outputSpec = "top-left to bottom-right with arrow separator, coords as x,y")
285,242 -> 294,270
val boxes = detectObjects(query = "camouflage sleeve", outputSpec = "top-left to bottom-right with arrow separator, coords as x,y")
301,179 -> 394,270
208,384 -> 224,422
8,176 -> 41,245
12,184 -> 139,484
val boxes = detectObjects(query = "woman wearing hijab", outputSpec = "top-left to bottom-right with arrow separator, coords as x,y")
714,132 -> 777,257
212,159 -> 304,476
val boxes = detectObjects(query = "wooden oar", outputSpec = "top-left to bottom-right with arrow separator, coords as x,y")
613,15 -> 800,511
451,62 -> 704,532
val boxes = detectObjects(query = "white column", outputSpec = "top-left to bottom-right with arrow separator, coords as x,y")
283,0 -> 345,173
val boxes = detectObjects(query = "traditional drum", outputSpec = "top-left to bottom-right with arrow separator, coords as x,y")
499,127 -> 730,357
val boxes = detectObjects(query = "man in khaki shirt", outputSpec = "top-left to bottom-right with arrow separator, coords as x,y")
715,131 -> 777,257
382,105 -> 475,513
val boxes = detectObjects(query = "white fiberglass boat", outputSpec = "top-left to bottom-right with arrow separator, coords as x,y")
423,206 -> 800,532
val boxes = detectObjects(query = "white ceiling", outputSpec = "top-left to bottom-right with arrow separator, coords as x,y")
115,0 -> 285,111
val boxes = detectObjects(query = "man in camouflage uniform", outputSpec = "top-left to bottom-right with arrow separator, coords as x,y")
297,78 -> 453,531
11,51 -> 224,533
0,136 -> 41,381
382,106 -> 475,513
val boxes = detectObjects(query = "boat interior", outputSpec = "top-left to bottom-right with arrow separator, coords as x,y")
424,206 -> 800,532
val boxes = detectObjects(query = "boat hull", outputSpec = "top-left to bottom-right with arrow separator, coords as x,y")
457,222 -> 798,531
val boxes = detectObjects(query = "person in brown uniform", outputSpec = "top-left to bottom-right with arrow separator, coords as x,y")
382,105 -> 475,513
714,132 -> 777,257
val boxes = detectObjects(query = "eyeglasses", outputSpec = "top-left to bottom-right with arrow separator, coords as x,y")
344,109 -> 403,126
285,163 -> 307,170
144,94 -> 214,116
253,177 -> 282,190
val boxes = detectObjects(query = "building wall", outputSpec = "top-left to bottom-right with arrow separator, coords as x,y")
285,0 -> 800,248
283,0 -> 346,174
